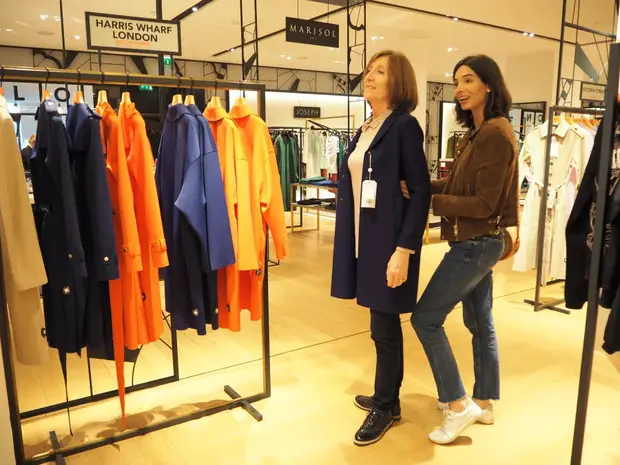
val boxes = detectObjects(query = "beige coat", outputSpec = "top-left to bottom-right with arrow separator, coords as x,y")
0,96 -> 50,365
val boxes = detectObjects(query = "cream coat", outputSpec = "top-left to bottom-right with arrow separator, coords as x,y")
513,118 -> 590,283
0,96 -> 50,365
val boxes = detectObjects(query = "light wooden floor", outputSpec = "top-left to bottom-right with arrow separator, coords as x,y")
12,212 -> 620,464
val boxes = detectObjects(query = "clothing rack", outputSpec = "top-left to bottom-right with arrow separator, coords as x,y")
0,66 -> 272,465
305,119 -> 354,139
523,105 -> 605,315
570,41 -> 620,465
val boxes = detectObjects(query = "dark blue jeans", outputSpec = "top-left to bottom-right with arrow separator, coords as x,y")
411,234 -> 505,403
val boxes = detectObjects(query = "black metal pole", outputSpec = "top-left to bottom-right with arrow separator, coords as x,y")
346,0 -> 350,135
240,0 -> 246,80
59,0 -> 67,60
570,42 -> 620,465
555,0 -> 567,105
0,244 -> 25,464
253,0 -> 259,81
363,0 -> 367,123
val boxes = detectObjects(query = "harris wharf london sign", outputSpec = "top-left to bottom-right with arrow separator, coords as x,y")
285,17 -> 339,48
85,12 -> 182,55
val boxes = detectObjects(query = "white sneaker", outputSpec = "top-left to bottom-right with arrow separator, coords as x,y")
438,399 -> 494,425
429,399 -> 482,445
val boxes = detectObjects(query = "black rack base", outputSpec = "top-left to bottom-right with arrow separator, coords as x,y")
26,388 -> 268,465
224,385 -> 263,421
524,298 -> 571,314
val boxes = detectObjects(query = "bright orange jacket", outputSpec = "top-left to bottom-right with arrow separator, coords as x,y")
204,104 -> 258,331
229,100 -> 288,326
119,101 -> 168,343
96,102 -> 143,425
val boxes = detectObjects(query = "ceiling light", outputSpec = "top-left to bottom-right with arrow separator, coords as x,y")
280,54 -> 285,58
54,16 -> 61,22
379,36 -> 384,39
523,32 -> 528,36
74,34 -> 80,40
445,72 -> 453,77
40,14 -> 48,20
370,35 -> 378,40
6,29 -> 13,32
192,6 -> 198,12
286,56 -> 292,60
453,17 -> 459,21
529,33 -> 535,37
447,47 -> 453,52
230,48 -> 235,52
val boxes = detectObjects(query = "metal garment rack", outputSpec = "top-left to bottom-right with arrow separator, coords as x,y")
0,66 -> 272,465
570,41 -> 620,465
523,105 -> 605,314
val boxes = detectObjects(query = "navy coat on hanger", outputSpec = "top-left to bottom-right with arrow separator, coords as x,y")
330,105 -> 431,315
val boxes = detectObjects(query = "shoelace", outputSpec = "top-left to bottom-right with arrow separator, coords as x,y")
363,409 -> 384,428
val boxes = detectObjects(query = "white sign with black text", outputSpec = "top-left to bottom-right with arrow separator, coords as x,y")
85,12 -> 181,55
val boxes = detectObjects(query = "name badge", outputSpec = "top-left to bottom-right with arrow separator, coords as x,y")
361,180 -> 377,208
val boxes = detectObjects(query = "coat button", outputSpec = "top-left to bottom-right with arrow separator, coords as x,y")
104,256 -> 109,262
256,269 -> 262,276
63,286 -> 71,295
68,254 -> 73,259
192,309 -> 199,316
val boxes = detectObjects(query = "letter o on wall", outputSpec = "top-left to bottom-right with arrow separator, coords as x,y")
54,87 -> 70,103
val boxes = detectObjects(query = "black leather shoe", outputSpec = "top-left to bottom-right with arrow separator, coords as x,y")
354,395 -> 401,420
354,408 -> 394,446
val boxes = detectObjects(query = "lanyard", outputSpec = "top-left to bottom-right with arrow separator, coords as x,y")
367,150 -> 373,181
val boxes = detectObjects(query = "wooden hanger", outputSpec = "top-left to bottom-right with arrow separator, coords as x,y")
184,94 -> 195,105
72,90 -> 84,104
121,91 -> 132,104
41,89 -> 51,102
97,90 -> 108,105
209,95 -> 221,108
0,88 -> 4,97
234,96 -> 246,106
171,94 -> 183,105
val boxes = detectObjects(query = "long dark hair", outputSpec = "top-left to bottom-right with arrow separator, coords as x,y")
453,55 -> 512,130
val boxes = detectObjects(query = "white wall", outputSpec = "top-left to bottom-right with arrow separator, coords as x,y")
505,51 -> 557,106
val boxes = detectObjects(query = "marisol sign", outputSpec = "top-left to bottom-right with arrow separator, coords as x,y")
285,17 -> 339,48
85,12 -> 181,55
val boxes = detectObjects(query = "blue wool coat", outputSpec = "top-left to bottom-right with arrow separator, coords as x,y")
330,106 -> 431,314
156,104 -> 234,334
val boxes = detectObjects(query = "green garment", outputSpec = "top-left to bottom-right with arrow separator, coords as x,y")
275,134 -> 299,212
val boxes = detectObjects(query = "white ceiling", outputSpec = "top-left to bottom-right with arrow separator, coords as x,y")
0,0 -> 617,83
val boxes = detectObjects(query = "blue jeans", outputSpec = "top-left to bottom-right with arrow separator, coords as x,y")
411,234 -> 504,403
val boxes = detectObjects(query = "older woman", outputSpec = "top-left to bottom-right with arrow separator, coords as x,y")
331,50 -> 431,446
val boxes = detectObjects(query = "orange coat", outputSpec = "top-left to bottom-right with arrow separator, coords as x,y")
119,101 -> 168,343
204,105 -> 257,331
96,102 -> 143,424
229,101 -> 288,325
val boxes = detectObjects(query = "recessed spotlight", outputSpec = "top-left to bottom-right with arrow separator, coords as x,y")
286,56 -> 292,60
445,72 -> 453,77
74,34 -> 80,40
379,36 -> 384,39
230,48 -> 235,52
280,54 -> 285,58
370,35 -> 378,40
54,16 -> 61,22
40,14 -> 48,20
192,6 -> 198,12
453,17 -> 459,21
6,29 -> 13,32
529,33 -> 535,37
523,32 -> 528,36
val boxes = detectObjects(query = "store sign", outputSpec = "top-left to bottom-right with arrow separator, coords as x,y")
285,17 -> 339,48
294,106 -> 321,118
580,82 -> 606,102
85,12 -> 182,55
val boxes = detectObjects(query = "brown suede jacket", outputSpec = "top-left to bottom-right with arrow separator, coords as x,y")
431,117 -> 519,242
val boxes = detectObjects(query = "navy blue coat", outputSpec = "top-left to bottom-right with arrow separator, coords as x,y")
66,103 -> 119,351
331,106 -> 431,314
156,104 -> 234,335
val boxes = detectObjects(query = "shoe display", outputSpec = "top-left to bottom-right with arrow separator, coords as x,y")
354,395 -> 401,420
354,408 -> 394,446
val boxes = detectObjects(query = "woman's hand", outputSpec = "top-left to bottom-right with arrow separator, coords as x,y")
400,180 -> 411,199
386,248 -> 410,288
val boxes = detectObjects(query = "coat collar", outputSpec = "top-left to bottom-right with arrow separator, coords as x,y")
166,103 -> 191,121
538,117 -> 573,139
228,99 -> 254,119
366,105 -> 406,152
204,105 -> 228,122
